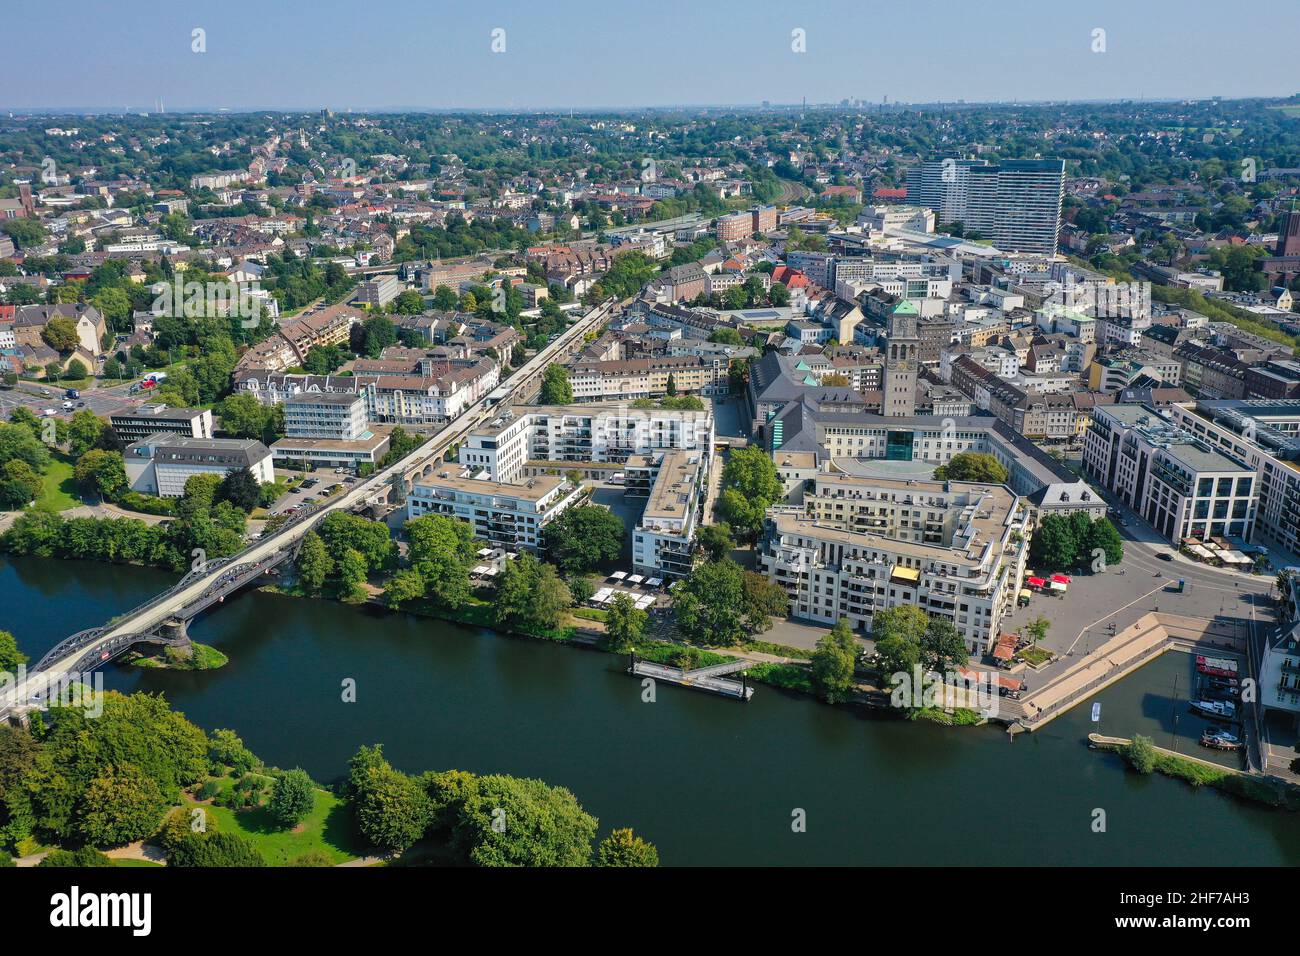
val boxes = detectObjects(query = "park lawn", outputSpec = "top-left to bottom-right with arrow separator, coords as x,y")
184,788 -> 362,865
113,858 -> 164,867
35,454 -> 80,513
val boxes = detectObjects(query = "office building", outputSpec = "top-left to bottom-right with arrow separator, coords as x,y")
124,434 -> 274,497
1082,404 -> 1257,543
111,404 -> 214,443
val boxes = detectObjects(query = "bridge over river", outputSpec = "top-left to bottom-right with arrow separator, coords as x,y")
0,299 -> 617,721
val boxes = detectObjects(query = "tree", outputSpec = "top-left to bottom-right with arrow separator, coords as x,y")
811,620 -> 858,704
1030,514 -> 1079,570
0,422 -> 52,471
708,328 -> 743,346
718,446 -> 783,541
696,522 -> 734,561
318,511 -> 396,570
432,285 -> 459,310
452,774 -> 597,867
336,548 -> 369,603
28,691 -> 208,843
73,449 -> 126,500
741,571 -> 787,633
383,568 -> 427,609
922,617 -> 969,672
405,514 -> 477,608
493,553 -> 572,633
722,445 -> 783,502
1125,734 -> 1157,774
1024,614 -> 1050,648
77,762 -> 168,847
65,359 -> 87,380
348,747 -> 430,854
268,769 -> 316,829
217,467 -> 262,512
296,532 -> 332,594
665,373 -> 677,397
541,505 -> 624,575
169,830 -> 266,867
40,847 -> 112,867
933,452 -> 1009,484
870,605 -> 930,677
67,410 -> 110,457
208,728 -> 258,776
41,317 -> 80,354
596,828 -> 660,867
539,363 -> 573,404
218,393 -> 281,444
359,316 -> 398,357
673,558 -> 748,646
0,459 -> 42,509
605,593 -> 647,652
1084,517 -> 1125,568
0,630 -> 28,674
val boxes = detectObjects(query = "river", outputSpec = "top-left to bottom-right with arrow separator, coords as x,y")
2,555 -> 1296,866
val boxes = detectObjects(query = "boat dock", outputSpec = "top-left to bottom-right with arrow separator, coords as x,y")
627,653 -> 754,701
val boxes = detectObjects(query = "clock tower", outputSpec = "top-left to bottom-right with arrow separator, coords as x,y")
883,303 -> 919,416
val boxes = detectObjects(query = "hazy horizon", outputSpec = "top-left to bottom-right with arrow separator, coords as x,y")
5,0 -> 1298,112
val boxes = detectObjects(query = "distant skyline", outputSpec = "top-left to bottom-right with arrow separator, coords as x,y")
5,0 -> 1299,112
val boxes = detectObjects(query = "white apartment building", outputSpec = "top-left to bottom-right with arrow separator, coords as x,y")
627,450 -> 708,579
460,403 -> 715,484
124,434 -> 274,497
405,471 -> 583,552
758,473 -> 1030,654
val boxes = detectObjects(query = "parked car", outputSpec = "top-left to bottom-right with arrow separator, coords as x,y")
1157,552 -> 1174,562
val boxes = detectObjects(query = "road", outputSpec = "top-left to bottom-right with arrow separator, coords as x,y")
0,299 -> 618,716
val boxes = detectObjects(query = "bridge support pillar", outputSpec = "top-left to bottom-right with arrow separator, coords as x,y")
159,619 -> 194,661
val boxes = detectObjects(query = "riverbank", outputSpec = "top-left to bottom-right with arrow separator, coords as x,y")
1089,733 -> 1300,811
287,581 -> 1033,726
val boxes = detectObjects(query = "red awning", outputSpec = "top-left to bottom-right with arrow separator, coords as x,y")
1027,577 -> 1047,588
1051,573 -> 1071,584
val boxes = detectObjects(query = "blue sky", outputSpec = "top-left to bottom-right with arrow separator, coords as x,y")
5,0 -> 1297,111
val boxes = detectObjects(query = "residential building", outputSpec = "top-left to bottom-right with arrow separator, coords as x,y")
628,450 -> 708,579
460,403 -> 715,484
906,158 -> 1065,255
405,471 -> 583,552
758,472 -> 1030,654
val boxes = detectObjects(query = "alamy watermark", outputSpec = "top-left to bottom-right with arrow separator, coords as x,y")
1,665 -> 105,718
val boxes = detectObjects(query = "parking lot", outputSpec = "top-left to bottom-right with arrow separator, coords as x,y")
264,469 -> 356,519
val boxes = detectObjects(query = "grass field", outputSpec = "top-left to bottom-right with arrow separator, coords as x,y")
35,454 -> 80,512
185,787 -> 362,865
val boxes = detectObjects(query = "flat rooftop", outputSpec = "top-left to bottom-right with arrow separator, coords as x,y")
643,451 -> 704,523
413,470 -> 566,503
